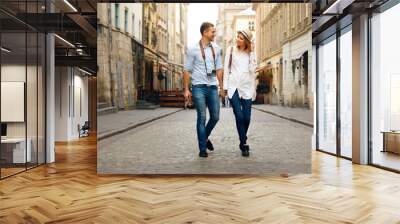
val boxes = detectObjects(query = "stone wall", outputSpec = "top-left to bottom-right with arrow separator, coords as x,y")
97,24 -> 138,110
282,29 -> 312,109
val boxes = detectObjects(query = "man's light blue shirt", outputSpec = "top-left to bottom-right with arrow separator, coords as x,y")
183,42 -> 223,86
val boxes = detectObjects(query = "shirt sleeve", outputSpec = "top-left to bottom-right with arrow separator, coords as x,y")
249,51 -> 257,75
223,46 -> 231,90
183,48 -> 195,72
215,47 -> 223,71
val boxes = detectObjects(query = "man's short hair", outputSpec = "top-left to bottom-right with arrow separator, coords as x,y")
200,22 -> 214,35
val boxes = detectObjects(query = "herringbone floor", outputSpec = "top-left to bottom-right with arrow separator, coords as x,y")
1,135 -> 400,223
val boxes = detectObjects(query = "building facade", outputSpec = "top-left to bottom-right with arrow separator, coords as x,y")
140,3 -> 173,103
230,7 -> 256,47
167,3 -> 188,91
156,3 -> 169,91
142,3 -> 158,101
141,3 -> 187,100
216,3 -> 252,58
97,3 -> 143,112
282,4 -> 312,109
253,3 -> 312,109
98,3 -> 188,108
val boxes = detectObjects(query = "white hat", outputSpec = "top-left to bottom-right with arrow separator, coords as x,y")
237,29 -> 253,42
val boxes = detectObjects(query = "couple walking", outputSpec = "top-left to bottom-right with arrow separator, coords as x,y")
183,22 -> 257,158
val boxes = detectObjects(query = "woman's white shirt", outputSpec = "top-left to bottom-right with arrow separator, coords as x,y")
223,46 -> 257,100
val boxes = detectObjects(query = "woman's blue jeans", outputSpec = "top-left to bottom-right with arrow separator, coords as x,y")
229,90 -> 252,146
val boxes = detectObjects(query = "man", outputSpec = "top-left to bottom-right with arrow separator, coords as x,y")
183,22 -> 225,158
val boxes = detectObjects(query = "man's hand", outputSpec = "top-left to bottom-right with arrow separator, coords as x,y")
183,88 -> 191,101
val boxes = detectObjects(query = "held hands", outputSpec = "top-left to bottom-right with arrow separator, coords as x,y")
219,89 -> 227,98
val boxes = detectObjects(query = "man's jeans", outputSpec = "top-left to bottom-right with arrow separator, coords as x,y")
229,90 -> 252,146
192,85 -> 220,152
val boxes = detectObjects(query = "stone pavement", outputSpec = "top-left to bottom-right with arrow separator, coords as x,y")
98,107 -> 312,175
252,104 -> 313,127
97,108 -> 183,140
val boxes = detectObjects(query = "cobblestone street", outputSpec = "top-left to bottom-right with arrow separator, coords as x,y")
98,108 -> 183,140
98,107 -> 312,175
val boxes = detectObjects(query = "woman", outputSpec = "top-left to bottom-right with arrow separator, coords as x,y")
223,29 -> 257,157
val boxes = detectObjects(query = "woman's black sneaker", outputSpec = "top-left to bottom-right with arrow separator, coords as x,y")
240,144 -> 250,157
206,139 -> 214,151
199,151 -> 208,157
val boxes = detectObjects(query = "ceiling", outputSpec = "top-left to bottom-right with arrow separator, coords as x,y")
0,0 -> 97,74
312,0 -> 390,43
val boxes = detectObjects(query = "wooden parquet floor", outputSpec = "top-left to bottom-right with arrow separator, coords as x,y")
1,135 -> 400,223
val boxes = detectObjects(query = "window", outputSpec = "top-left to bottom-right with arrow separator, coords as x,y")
115,4 -> 120,29
0,3 -> 46,179
370,3 -> 400,171
249,21 -> 255,31
124,8 -> 128,32
132,14 -> 135,36
317,35 -> 337,154
339,27 -> 352,158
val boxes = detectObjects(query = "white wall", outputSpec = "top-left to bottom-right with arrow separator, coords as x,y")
1,65 -> 26,82
55,67 -> 89,141
72,73 -> 89,138
55,66 -> 69,141
1,65 -> 26,139
1,82 -> 24,122
1,63 -> 46,164
282,29 -> 313,107
1,65 -> 36,137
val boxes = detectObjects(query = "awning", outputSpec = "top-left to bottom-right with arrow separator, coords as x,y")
255,65 -> 268,73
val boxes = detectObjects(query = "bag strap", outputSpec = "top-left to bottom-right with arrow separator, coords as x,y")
228,46 -> 233,74
210,45 -> 216,64
228,46 -> 253,76
199,40 -> 216,71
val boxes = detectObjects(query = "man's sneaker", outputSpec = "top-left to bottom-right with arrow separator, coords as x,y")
199,151 -> 208,157
206,139 -> 214,151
